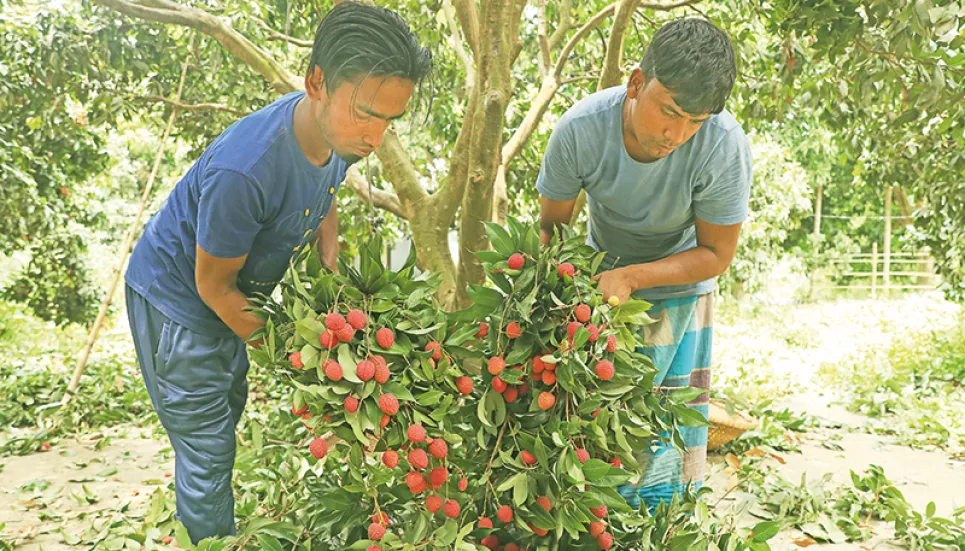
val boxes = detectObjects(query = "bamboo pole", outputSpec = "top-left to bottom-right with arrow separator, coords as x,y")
62,58 -> 190,406
871,241 -> 878,300
883,186 -> 892,294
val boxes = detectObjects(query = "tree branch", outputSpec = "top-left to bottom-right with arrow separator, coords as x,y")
597,0 -> 640,90
106,89 -> 249,115
639,0 -> 702,9
537,0 -> 552,78
343,166 -> 405,218
553,2 -> 617,79
253,16 -> 313,48
547,0 -> 573,51
376,130 -> 430,213
442,0 -> 475,91
94,0 -> 302,94
453,0 -> 480,61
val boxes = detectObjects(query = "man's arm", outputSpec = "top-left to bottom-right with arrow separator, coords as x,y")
312,195 -> 339,271
593,217 -> 742,303
539,195 -> 577,246
195,246 -> 265,344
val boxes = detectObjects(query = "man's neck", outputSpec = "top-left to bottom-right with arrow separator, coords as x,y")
293,95 -> 334,167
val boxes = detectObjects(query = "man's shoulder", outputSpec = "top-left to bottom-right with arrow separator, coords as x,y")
559,86 -> 624,129
698,110 -> 747,147
204,92 -> 304,177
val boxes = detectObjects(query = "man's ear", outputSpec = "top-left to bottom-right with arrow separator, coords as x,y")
305,66 -> 327,100
627,67 -> 645,99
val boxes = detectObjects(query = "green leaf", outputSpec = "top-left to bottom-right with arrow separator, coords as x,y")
337,345 -> 362,383
251,421 -> 263,453
672,405 -> 710,428
498,473 -> 522,492
255,535 -> 283,551
295,318 -> 325,344
582,459 -> 632,487
610,300 -> 653,325
174,522 -> 194,550
484,222 -> 515,256
468,285 -> 504,311
514,473 -> 529,507
381,382 -> 415,402
751,520 -> 781,542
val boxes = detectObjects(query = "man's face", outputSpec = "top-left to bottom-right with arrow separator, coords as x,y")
624,68 -> 710,162
305,67 -> 415,163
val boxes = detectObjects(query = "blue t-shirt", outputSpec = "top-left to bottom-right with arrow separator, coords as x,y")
126,92 -> 347,336
536,86 -> 753,300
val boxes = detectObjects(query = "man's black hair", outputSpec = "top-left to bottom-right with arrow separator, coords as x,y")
309,1 -> 433,107
639,18 -> 737,115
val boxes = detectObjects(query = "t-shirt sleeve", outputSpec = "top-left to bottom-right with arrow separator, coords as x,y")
693,127 -> 753,226
536,116 -> 583,201
196,168 -> 266,259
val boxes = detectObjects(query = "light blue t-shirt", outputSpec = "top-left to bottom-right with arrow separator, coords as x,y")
536,86 -> 753,301
126,92 -> 348,336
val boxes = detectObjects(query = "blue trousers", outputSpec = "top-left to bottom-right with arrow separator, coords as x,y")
126,285 -> 249,543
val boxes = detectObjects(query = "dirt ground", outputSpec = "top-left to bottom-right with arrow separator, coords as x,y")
2,294 -> 963,550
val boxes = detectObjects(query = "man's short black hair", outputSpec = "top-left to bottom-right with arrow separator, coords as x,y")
308,2 -> 432,96
639,18 -> 737,115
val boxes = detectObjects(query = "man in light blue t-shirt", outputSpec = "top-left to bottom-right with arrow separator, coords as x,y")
537,18 -> 752,512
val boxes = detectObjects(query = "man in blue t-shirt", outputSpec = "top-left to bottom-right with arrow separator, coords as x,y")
124,3 -> 431,542
537,19 -> 752,511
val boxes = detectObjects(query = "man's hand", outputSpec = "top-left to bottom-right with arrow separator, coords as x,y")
592,267 -> 634,305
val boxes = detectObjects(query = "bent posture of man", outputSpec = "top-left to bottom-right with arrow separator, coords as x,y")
537,18 -> 752,511
124,3 -> 431,542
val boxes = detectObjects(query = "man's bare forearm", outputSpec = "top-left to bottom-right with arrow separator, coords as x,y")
202,286 -> 265,344
620,246 -> 728,291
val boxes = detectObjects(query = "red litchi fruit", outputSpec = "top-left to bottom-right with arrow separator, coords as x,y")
504,544 -> 519,551
536,496 -> 552,511
576,448 -> 591,463
504,387 -> 519,403
531,524 -> 549,536
380,414 -> 391,428
497,505 -> 513,523
456,376 -> 473,395
475,322 -> 489,338
488,357 -> 506,375
508,253 -> 525,270
532,356 -> 545,373
558,262 -> 575,278
344,396 -> 359,413
309,437 -> 327,459
589,521 -> 606,537
506,322 -> 522,339
426,494 -> 443,513
407,424 -> 427,443
521,450 -> 537,466
409,448 -> 429,470
586,323 -> 599,342
289,352 -> 303,369
319,331 -> 337,349
379,394 -> 399,415
478,517 -> 494,529
371,511 -> 389,526
606,334 -> 618,353
458,477 -> 468,491
575,304 -> 591,322
537,392 -> 555,410
382,450 -> 399,468
367,523 -> 386,541
428,439 -> 448,459
598,532 -> 613,550
481,535 -> 500,550
356,359 -> 376,381
595,360 -> 614,381
292,403 -> 308,416
336,324 -> 355,342
347,309 -> 367,330
325,312 -> 346,331
429,467 -> 448,487
376,328 -> 395,349
425,341 -> 443,361
374,362 -> 390,384
567,321 -> 581,339
542,370 -> 557,385
492,377 -> 508,393
443,499 -> 460,518
324,360 -> 343,381
406,471 -> 425,489
590,504 -> 607,518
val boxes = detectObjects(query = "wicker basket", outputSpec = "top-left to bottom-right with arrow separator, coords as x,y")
707,401 -> 759,451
